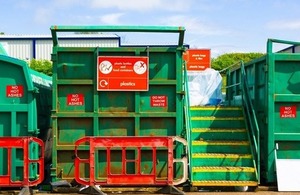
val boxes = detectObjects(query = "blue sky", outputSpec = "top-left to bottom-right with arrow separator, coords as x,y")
1,0 -> 300,57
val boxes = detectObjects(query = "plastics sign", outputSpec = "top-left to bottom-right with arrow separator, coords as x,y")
184,49 -> 211,71
97,56 -> 149,91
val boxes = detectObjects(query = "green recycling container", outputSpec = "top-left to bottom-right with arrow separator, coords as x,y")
0,52 -> 52,182
226,39 -> 300,184
50,26 -> 187,183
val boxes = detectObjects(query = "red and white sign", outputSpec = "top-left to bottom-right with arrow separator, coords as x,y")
280,106 -> 297,118
67,94 -> 84,106
97,56 -> 149,91
184,49 -> 211,71
6,85 -> 24,98
151,95 -> 167,107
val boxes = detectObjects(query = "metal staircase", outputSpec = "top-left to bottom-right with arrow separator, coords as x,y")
188,105 -> 258,188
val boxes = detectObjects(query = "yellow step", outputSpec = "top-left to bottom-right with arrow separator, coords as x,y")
191,116 -> 244,120
192,166 -> 255,173
192,180 -> 258,187
192,153 -> 252,159
192,128 -> 246,133
190,107 -> 242,111
192,140 -> 249,146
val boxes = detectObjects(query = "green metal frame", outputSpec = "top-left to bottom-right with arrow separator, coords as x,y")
0,54 -> 51,181
50,25 -> 187,182
240,61 -> 260,184
183,58 -> 192,179
226,39 -> 300,184
50,25 -> 185,47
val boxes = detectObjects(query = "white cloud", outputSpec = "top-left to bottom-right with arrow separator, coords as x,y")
267,20 -> 300,30
161,15 -> 230,36
89,0 -> 190,12
34,8 -> 53,24
99,13 -> 124,25
53,0 -> 83,7
15,0 -> 32,9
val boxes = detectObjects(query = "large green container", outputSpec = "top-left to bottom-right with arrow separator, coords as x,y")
226,39 -> 300,184
50,26 -> 186,182
0,54 -> 52,181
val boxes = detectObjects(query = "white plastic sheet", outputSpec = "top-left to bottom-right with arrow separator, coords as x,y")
187,68 -> 223,106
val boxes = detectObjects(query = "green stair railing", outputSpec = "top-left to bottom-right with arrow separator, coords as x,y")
183,59 -> 192,174
240,61 -> 260,184
226,61 -> 260,184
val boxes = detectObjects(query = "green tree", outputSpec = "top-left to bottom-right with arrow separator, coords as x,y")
212,53 -> 264,71
29,59 -> 53,76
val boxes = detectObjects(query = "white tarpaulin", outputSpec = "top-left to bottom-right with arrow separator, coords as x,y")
187,68 -> 223,106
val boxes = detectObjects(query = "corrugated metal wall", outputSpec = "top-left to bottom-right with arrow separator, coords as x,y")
35,39 -> 119,60
2,40 -> 33,60
0,36 -> 119,61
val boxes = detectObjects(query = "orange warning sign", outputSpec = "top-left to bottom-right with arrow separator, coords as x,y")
97,56 -> 149,91
184,49 -> 211,71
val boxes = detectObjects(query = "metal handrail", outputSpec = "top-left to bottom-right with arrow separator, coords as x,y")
267,38 -> 300,53
219,61 -> 241,74
225,61 -> 260,184
240,61 -> 260,184
183,60 -> 192,173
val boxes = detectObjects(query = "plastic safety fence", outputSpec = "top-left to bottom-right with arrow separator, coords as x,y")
0,137 -> 44,187
75,136 -> 187,186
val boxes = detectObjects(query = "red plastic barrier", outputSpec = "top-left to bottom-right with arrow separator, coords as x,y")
0,137 -> 44,187
75,136 -> 187,186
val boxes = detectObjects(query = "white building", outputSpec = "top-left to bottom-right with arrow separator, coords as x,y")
0,34 -> 120,60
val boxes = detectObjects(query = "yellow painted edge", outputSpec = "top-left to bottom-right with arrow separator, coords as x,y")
191,117 -> 244,120
192,141 -> 249,146
192,181 -> 258,187
192,128 -> 246,133
190,107 -> 242,111
192,166 -> 255,172
192,153 -> 252,159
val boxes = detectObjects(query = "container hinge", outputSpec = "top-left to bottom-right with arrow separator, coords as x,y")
177,91 -> 185,100
264,64 -> 268,72
29,87 -> 39,94
177,91 -> 185,95
264,116 -> 268,124
51,53 -> 57,62
32,87 -> 40,93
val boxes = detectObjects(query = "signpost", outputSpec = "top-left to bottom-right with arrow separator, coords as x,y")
97,56 -> 149,91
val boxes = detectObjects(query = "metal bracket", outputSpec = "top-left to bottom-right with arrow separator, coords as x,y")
79,185 -> 107,195
157,185 -> 185,195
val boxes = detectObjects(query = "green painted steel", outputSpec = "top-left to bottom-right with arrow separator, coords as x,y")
50,26 -> 186,182
226,39 -> 300,184
188,106 -> 257,186
0,54 -> 52,181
